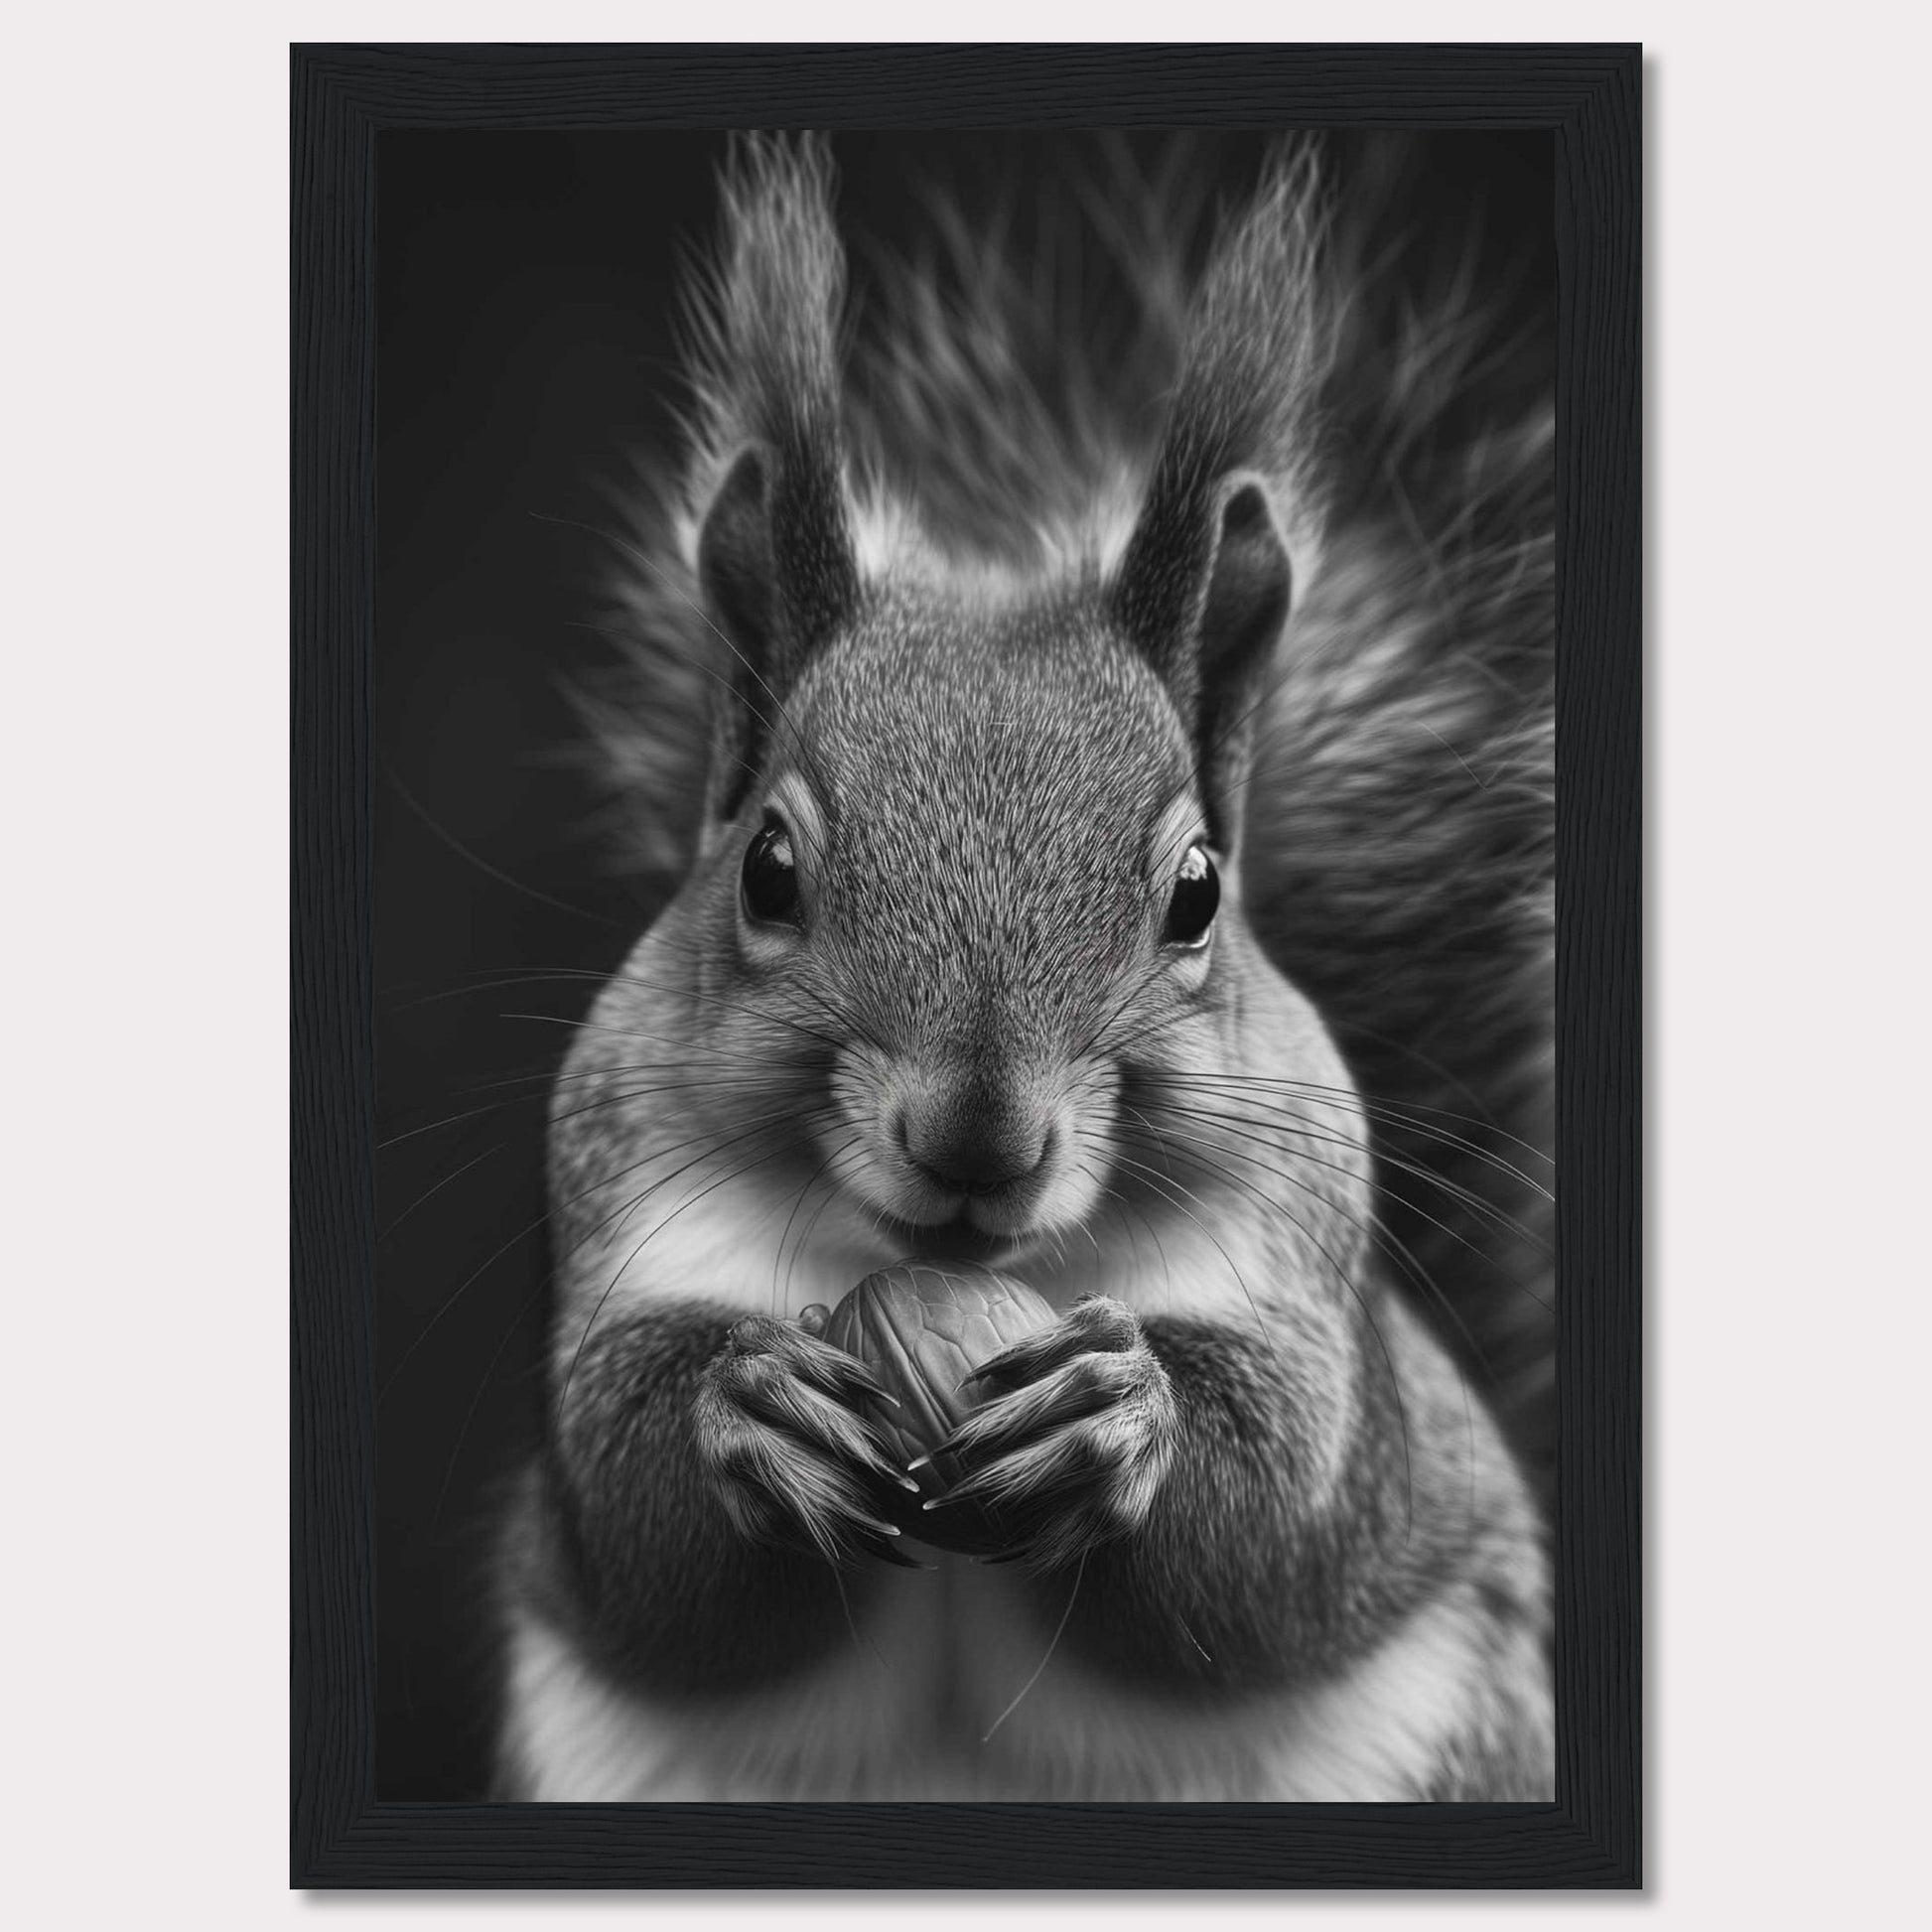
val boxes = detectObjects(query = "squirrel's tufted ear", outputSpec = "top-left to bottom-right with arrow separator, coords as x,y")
688,135 -> 861,821
696,442 -> 859,820
1112,473 -> 1293,853
697,446 -> 779,671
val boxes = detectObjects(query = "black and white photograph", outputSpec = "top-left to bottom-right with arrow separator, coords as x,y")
30,16 -> 1932,1922
374,124 -> 1560,1805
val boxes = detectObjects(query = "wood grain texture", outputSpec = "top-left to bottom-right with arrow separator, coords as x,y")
292,42 -> 1641,1889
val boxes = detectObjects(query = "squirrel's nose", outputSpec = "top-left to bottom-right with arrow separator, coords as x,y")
897,1107 -> 1049,1197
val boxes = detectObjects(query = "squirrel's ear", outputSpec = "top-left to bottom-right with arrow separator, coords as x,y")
1113,474 -> 1293,851
696,443 -> 858,819
698,446 -> 780,668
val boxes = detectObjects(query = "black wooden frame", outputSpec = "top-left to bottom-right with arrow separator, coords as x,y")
292,41 -> 1640,1888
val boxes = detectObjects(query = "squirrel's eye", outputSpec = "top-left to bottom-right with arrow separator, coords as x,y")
741,817 -> 801,925
1162,844 -> 1219,949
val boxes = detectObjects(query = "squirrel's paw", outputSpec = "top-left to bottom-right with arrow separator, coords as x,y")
923,1296 -> 1177,1570
693,1314 -> 924,1568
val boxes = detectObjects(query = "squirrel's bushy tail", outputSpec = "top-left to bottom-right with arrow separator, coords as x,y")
590,132 -> 1556,1471
1248,307 -> 1555,1473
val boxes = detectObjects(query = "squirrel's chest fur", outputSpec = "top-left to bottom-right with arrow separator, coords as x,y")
501,1533 -> 1505,1802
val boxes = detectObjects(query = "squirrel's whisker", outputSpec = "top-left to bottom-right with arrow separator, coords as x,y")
1178,1066 -> 1555,1175
555,1125 -> 838,1426
383,1107 -> 831,1403
1106,1109 -> 1506,1387
377,1143 -> 504,1246
770,1132 -> 870,1313
379,1065 -> 812,1151
1146,1090 -> 1555,1282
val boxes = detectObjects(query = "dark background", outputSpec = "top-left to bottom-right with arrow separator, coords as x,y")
373,127 -> 1555,1801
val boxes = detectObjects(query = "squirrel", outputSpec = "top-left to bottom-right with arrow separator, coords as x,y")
494,133 -> 1556,1802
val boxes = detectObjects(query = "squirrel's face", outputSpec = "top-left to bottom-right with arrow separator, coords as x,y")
673,277 -> 1312,1265
695,593 -> 1234,1259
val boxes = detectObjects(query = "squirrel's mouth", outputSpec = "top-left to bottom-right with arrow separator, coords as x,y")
878,1155 -> 1058,1245
881,1209 -> 1035,1268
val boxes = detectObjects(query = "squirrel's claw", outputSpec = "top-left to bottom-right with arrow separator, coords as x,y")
933,1352 -> 1124,1462
924,1304 -> 1177,1564
698,1314 -> 923,1564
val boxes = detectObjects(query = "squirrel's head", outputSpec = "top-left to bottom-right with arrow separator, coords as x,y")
620,136 -> 1346,1267
674,431 -> 1298,1258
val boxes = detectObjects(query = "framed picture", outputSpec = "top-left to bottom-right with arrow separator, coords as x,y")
293,42 -> 1639,1887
